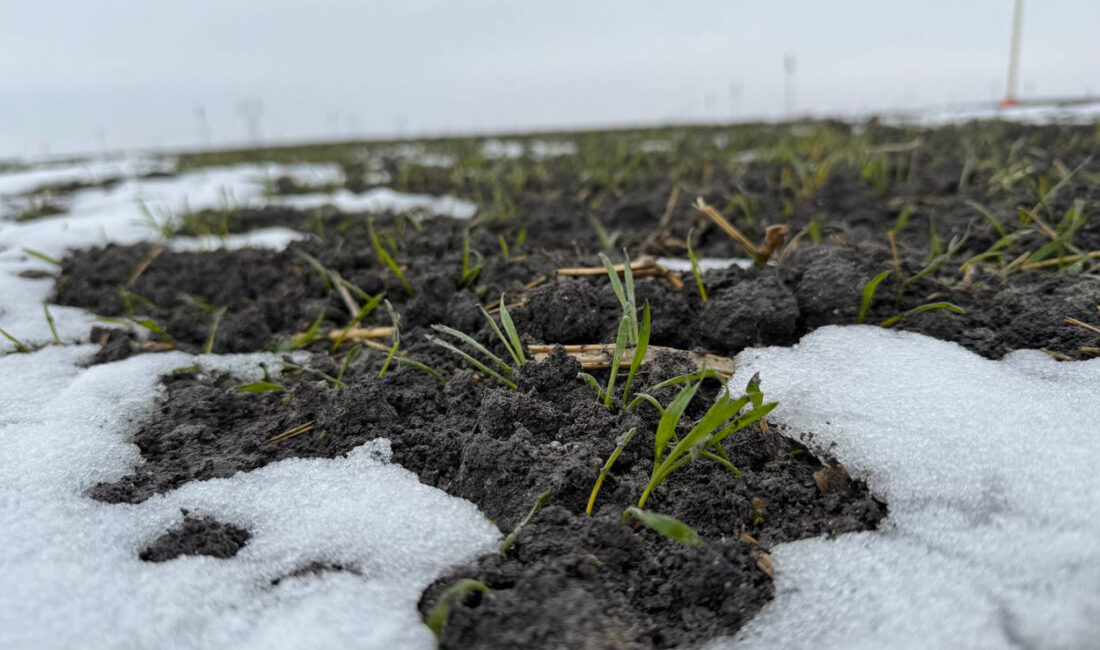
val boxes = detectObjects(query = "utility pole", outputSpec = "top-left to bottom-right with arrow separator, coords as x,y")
784,51 -> 797,117
1002,0 -> 1024,107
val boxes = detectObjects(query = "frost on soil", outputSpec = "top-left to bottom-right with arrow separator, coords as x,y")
710,326 -> 1100,650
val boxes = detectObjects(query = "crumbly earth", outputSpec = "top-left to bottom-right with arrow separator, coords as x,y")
139,512 -> 250,562
45,120 -> 1100,648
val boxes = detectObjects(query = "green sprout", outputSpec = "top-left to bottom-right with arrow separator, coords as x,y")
634,373 -> 776,508
379,299 -> 402,378
22,248 -> 62,267
622,507 -> 700,547
43,304 -> 61,344
457,230 -> 483,289
425,579 -> 490,639
586,427 -> 636,515
599,251 -> 638,344
203,306 -> 228,354
100,317 -> 174,345
288,312 -> 326,350
500,490 -> 553,553
371,300 -> 445,384
687,228 -> 707,302
858,270 -> 892,324
334,343 -> 362,387
368,218 -> 413,295
579,301 -> 651,409
859,269 -> 965,327
330,292 -> 386,351
0,328 -> 32,353
429,296 -> 526,388
235,380 -> 285,394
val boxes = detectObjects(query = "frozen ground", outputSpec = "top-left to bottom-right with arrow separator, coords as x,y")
1,152 -> 1097,648
0,162 -> 475,347
713,327 -> 1100,650
0,160 -> 496,649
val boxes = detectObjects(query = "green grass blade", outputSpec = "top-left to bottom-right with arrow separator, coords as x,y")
667,394 -> 750,462
586,428 -> 636,516
579,372 -> 605,401
203,306 -> 228,354
431,324 -> 514,375
858,270 -> 892,324
648,368 -> 726,391
292,249 -> 333,289
43,304 -> 61,344
131,318 -> 173,344
889,203 -> 915,234
687,228 -> 707,302
427,335 -> 517,389
500,490 -> 553,552
331,291 -> 386,351
497,297 -> 526,364
626,392 -> 664,414
708,401 -> 779,449
369,219 -> 413,295
653,376 -> 704,472
336,343 -> 362,386
235,381 -> 285,394
425,579 -> 490,638
22,248 -> 62,267
700,450 -> 742,477
379,299 -> 401,378
621,250 -> 638,343
880,302 -> 965,328
621,301 -> 650,403
966,200 -> 1007,238
392,354 -> 447,383
0,328 -> 31,353
290,311 -> 326,350
478,304 -> 516,365
621,507 -> 700,547
599,252 -> 629,315
604,316 -> 630,408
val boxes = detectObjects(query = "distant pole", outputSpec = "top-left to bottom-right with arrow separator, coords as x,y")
193,105 -> 211,148
784,51 -> 797,117
237,99 -> 263,145
1002,0 -> 1024,107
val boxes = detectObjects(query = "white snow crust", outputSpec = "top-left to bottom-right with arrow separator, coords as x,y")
708,326 -> 1100,650
0,348 -> 498,650
0,162 -> 474,348
0,158 -> 498,649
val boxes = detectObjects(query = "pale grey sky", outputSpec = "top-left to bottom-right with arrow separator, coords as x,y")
1,0 -> 1097,156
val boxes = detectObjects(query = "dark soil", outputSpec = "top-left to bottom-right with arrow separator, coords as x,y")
48,120 -> 1100,648
139,512 -> 250,562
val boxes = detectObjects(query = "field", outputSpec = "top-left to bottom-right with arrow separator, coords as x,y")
1,117 -> 1099,649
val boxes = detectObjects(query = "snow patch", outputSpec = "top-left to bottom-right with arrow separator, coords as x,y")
277,187 -> 476,219
657,256 -> 755,272
708,326 -> 1100,650
0,156 -> 172,199
0,348 -> 499,650
0,162 -> 474,348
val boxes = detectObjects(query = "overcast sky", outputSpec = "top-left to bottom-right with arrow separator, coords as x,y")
1,0 -> 1098,156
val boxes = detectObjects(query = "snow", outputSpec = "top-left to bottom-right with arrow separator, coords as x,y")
657,256 -> 755,272
0,156 -> 500,649
707,326 -> 1100,650
277,187 -> 476,219
0,155 -> 172,199
481,139 -> 577,159
892,101 -> 1100,127
0,162 -> 475,348
0,348 -> 499,650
